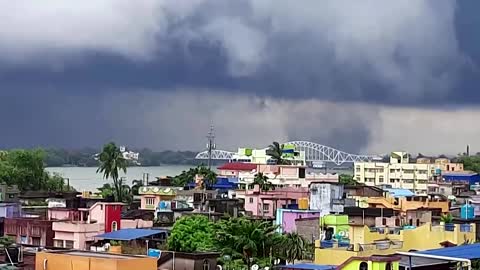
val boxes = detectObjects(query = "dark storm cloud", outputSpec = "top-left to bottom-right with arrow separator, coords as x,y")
1,1 -> 480,151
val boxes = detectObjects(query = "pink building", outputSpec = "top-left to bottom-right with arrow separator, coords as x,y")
219,162 -> 338,189
218,162 -> 257,177
139,186 -> 176,212
242,186 -> 309,218
50,202 -> 152,250
274,209 -> 322,234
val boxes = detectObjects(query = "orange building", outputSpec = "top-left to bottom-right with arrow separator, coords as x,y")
35,250 -> 157,270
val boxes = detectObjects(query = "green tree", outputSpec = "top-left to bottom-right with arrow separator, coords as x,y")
253,173 -> 273,191
167,215 -> 215,252
0,149 -> 71,192
460,156 -> 480,174
172,165 -> 217,187
131,179 -> 143,196
96,142 -> 128,202
339,174 -> 358,186
266,142 -> 291,165
281,232 -> 307,264
215,217 -> 282,269
97,183 -> 115,200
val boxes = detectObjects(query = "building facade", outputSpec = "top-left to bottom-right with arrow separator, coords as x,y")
4,217 -> 54,247
50,202 -> 125,250
241,186 -> 309,218
355,152 -> 433,195
309,182 -> 345,216
139,186 -> 176,213
230,145 -> 306,166
355,153 -> 465,195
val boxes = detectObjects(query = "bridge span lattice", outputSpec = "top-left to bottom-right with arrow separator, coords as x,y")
195,141 -> 378,165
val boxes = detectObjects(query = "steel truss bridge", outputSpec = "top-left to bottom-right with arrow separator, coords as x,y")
195,140 -> 378,165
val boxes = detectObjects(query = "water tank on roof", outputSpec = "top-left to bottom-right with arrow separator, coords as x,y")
461,204 -> 475,219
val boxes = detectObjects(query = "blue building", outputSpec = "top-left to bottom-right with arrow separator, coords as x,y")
442,171 -> 480,186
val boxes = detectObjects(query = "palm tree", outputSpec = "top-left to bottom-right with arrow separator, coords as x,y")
282,232 -> 307,264
0,151 -> 8,161
266,142 -> 291,165
215,218 -> 281,268
131,179 -> 143,196
96,142 -> 128,202
253,173 -> 273,191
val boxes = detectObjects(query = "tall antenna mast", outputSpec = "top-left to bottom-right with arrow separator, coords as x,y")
206,125 -> 216,169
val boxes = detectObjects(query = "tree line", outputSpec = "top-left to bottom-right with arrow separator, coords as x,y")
42,147 -> 199,167
0,149 -> 72,192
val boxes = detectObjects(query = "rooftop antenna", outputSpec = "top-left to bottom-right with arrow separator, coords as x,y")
206,125 -> 216,169
467,145 -> 470,156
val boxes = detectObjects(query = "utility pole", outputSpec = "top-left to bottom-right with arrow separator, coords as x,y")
206,125 -> 215,170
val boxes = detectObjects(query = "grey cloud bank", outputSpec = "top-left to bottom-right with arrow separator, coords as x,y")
1,1 -> 480,154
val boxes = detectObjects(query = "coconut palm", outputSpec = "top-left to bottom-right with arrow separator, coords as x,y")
266,142 -> 291,165
96,142 -> 128,202
253,173 -> 273,191
281,232 -> 307,264
131,179 -> 144,196
215,218 -> 281,269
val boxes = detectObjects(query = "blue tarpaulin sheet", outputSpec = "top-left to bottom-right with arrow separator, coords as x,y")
95,229 -> 167,241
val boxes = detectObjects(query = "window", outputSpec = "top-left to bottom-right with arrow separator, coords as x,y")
379,176 -> 384,183
100,204 -> 103,210
249,198 -> 254,203
112,221 -> 118,231
31,226 -> 41,236
146,197 -> 155,206
54,240 -> 63,248
203,260 -> 210,270
32,237 -> 41,246
385,262 -> 392,270
359,262 -> 368,270
263,204 -> 270,212
65,240 -> 74,249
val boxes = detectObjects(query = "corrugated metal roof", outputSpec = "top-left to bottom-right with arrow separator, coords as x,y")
417,243 -> 480,259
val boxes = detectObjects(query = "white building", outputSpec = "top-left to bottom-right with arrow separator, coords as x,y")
354,152 -> 434,195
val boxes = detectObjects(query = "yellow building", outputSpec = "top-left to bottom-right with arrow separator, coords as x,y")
337,256 -> 400,270
315,222 -> 476,265
366,194 -> 450,213
35,250 -> 157,270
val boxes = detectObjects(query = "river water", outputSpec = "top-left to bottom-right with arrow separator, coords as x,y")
45,165 -> 194,191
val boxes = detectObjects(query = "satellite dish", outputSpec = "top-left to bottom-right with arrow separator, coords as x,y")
141,187 -> 148,193
251,264 -> 259,270
164,188 -> 171,193
153,187 -> 159,193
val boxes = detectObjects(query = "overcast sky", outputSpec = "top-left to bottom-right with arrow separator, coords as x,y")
1,0 -> 480,155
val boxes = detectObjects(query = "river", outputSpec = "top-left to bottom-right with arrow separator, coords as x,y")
45,165 -> 194,191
